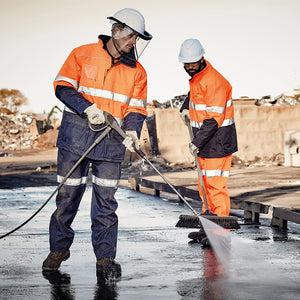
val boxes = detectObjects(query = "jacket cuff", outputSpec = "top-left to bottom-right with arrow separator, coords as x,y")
123,112 -> 146,138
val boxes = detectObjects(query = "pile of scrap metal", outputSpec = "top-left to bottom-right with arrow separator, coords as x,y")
151,94 -> 187,109
0,112 -> 35,152
255,89 -> 300,106
0,106 -> 62,153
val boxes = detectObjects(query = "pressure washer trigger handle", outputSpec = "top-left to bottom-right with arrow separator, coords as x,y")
103,111 -> 147,158
135,148 -> 146,160
103,111 -> 126,138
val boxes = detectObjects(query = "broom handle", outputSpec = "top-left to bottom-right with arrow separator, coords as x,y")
186,118 -> 211,213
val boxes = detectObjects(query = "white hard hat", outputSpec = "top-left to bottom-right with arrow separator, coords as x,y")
178,39 -> 205,63
108,8 -> 152,40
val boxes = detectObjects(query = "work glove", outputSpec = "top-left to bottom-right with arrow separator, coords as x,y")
180,109 -> 189,126
84,103 -> 105,125
122,130 -> 140,152
189,142 -> 199,156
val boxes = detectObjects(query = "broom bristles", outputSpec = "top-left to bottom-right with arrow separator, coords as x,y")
176,214 -> 240,229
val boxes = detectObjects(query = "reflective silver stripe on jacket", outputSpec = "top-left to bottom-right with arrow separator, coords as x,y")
201,169 -> 230,178
206,106 -> 225,114
54,75 -> 79,89
128,98 -> 146,107
92,175 -> 119,188
190,102 -> 225,114
57,175 -> 87,186
190,117 -> 234,129
63,106 -> 124,127
226,99 -> 233,108
221,118 -> 235,127
189,103 -> 206,111
78,85 -> 146,108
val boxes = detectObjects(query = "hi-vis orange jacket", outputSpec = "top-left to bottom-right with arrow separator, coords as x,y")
53,35 -> 148,161
54,35 -> 147,127
181,60 -> 238,158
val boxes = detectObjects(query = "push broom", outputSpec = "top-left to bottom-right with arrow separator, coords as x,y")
104,112 -> 239,229
176,118 -> 239,229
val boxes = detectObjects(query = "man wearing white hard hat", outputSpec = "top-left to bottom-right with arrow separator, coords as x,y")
42,8 -> 152,284
178,39 -> 238,241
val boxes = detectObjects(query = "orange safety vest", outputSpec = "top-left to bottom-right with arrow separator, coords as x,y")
53,36 -> 148,126
189,60 -> 237,158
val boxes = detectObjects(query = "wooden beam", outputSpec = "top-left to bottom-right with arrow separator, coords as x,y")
271,207 -> 300,229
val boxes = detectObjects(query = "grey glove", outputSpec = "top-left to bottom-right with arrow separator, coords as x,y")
122,130 -> 140,152
189,142 -> 199,155
84,103 -> 105,125
180,109 -> 189,126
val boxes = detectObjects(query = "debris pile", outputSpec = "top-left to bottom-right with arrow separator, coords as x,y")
255,89 -> 300,106
0,112 -> 60,153
0,113 -> 35,152
232,153 -> 285,168
121,155 -> 190,178
150,94 -> 187,109
151,89 -> 300,109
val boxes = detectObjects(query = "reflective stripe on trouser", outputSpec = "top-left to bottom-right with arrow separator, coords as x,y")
197,155 -> 232,216
49,148 -> 121,260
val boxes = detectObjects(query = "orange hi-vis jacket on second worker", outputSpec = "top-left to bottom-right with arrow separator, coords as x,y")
188,60 -> 237,158
180,60 -> 237,216
53,35 -> 148,162
54,35 -> 148,127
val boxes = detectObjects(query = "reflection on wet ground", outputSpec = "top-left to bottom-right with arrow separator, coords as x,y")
0,186 -> 300,299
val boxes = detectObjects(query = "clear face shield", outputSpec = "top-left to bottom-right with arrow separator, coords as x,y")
112,25 -> 150,60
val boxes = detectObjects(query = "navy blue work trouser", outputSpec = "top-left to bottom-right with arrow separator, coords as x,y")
49,148 -> 121,260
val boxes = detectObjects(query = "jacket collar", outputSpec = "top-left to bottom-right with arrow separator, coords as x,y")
98,35 -> 136,68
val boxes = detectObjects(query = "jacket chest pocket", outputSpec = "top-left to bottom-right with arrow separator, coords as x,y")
83,64 -> 98,81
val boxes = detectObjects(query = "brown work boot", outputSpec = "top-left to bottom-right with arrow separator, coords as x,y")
42,250 -> 70,271
96,257 -> 121,285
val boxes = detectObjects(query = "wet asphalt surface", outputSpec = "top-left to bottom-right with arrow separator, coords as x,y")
0,185 -> 300,300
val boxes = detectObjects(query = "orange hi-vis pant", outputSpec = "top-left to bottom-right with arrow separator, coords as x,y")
197,155 -> 232,217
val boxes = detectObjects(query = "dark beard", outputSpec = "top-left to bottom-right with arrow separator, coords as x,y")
187,69 -> 198,77
184,60 -> 206,78
184,66 -> 201,78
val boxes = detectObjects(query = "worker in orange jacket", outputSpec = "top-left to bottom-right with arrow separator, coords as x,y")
178,39 -> 237,225
42,8 -> 152,284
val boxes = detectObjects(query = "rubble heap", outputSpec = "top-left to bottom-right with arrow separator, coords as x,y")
0,112 -> 59,153
255,89 -> 300,106
0,113 -> 35,152
151,94 -> 187,109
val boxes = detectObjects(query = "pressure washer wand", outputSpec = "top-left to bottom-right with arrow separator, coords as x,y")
104,112 -> 199,216
138,150 -> 199,215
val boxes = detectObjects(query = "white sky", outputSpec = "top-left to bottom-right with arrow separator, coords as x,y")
1,0 -> 300,113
